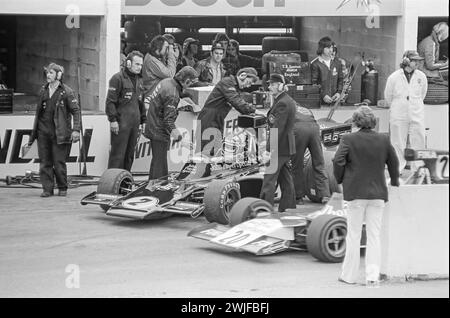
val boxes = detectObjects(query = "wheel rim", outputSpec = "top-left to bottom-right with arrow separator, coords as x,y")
223,189 -> 240,220
324,223 -> 347,258
118,178 -> 133,195
246,204 -> 272,221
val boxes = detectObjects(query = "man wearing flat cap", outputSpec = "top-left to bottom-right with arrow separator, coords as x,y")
197,67 -> 259,156
384,50 -> 428,174
29,62 -> 81,197
259,73 -> 296,212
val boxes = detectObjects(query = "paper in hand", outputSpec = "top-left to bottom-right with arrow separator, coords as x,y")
21,140 -> 38,159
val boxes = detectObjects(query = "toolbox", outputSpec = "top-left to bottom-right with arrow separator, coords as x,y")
286,84 -> 321,109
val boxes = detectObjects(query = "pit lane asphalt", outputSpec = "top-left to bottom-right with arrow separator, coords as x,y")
0,186 -> 448,298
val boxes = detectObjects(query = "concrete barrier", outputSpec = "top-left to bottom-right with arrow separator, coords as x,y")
381,184 -> 449,280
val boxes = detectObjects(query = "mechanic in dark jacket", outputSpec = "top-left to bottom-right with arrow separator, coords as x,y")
106,51 -> 147,171
259,74 -> 296,212
197,67 -> 259,156
144,66 -> 199,180
30,63 -> 81,197
291,103 -> 330,205
310,37 -> 344,105
333,106 -> 399,287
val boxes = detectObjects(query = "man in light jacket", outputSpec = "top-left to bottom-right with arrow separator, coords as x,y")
384,50 -> 428,174
142,35 -> 179,95
417,22 -> 448,79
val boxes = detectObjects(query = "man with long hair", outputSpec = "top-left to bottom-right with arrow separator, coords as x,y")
333,106 -> 399,287
142,35 -> 179,94
311,36 -> 344,105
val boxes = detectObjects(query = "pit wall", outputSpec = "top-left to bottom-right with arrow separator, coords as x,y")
15,16 -> 101,111
381,184 -> 449,279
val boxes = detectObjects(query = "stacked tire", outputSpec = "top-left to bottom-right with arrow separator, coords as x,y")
262,36 -> 299,54
424,82 -> 448,104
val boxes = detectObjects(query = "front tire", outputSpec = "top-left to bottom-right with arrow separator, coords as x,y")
203,179 -> 241,225
229,198 -> 274,226
97,169 -> 133,212
306,214 -> 347,263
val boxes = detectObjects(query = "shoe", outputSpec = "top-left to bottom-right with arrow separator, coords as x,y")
58,190 -> 67,197
338,277 -> 356,285
366,280 -> 380,288
321,196 -> 330,204
40,191 -> 53,197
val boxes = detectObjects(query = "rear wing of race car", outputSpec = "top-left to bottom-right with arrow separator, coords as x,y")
404,148 -> 449,182
318,121 -> 352,148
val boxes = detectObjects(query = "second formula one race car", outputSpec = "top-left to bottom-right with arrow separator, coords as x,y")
80,115 -> 270,223
188,193 -> 366,263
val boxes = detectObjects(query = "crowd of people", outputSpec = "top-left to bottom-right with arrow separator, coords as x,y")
29,22 -> 447,287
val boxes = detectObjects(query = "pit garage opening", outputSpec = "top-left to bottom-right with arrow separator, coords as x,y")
0,14 -> 102,113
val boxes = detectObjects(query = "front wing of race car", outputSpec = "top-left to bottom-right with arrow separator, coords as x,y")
188,215 -> 308,255
81,183 -> 205,219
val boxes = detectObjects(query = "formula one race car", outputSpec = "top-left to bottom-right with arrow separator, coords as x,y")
80,113 -> 351,223
188,193 -> 366,263
80,115 -> 270,222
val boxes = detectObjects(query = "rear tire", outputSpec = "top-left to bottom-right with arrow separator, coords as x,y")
229,198 -> 274,226
203,179 -> 241,225
424,82 -> 448,104
306,214 -> 347,263
97,169 -> 133,212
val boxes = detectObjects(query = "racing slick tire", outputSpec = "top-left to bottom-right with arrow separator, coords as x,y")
306,214 -> 347,263
203,179 -> 241,225
424,82 -> 448,104
229,198 -> 274,227
97,169 -> 133,212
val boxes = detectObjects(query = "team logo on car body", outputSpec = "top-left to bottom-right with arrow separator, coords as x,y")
122,196 -> 160,210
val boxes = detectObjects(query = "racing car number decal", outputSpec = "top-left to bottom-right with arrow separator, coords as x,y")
122,196 -> 160,210
211,219 -> 283,248
437,155 -> 449,179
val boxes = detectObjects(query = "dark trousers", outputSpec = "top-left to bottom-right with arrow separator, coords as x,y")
37,133 -> 71,192
149,139 -> 169,180
260,155 -> 296,212
291,122 -> 330,199
108,126 -> 139,171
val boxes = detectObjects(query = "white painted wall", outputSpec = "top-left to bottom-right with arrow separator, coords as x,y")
121,0 -> 403,16
381,184 -> 449,278
99,0 -> 122,112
